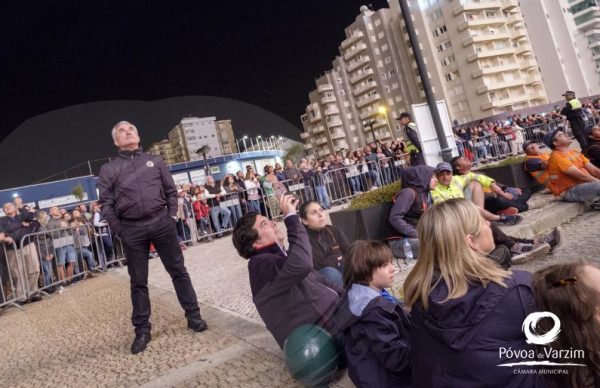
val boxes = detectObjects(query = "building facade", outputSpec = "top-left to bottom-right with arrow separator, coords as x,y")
147,139 -> 178,165
300,1 -> 550,156
165,116 -> 222,163
519,0 -> 600,101
216,119 -> 237,154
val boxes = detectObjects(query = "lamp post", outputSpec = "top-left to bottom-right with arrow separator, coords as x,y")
363,120 -> 378,144
257,135 -> 263,151
378,106 -> 393,139
398,0 -> 451,162
196,145 -> 211,176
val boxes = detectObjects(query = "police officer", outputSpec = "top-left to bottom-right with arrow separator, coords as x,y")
398,112 -> 425,166
98,121 -> 207,355
560,90 -> 588,152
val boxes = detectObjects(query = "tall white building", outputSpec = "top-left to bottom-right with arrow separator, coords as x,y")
168,116 -> 221,162
519,0 -> 600,101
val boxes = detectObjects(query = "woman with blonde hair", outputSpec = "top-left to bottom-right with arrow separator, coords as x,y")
403,198 -> 543,387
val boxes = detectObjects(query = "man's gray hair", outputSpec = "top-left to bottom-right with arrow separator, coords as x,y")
111,121 -> 138,141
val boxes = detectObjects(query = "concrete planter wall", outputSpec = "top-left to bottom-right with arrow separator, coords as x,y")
330,202 -> 394,242
478,163 -> 540,190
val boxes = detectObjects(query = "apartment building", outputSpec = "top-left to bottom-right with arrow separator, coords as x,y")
300,1 -> 551,156
519,0 -> 600,100
216,119 -> 237,154
301,6 -> 419,157
167,116 -> 222,163
147,139 -> 178,165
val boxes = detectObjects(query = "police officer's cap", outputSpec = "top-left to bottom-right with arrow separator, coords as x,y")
562,90 -> 575,96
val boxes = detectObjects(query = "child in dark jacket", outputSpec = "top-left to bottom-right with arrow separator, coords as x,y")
334,240 -> 411,388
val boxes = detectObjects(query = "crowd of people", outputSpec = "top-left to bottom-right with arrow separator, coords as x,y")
0,199 -> 122,304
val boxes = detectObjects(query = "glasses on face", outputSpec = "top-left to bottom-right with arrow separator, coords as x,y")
550,276 -> 578,288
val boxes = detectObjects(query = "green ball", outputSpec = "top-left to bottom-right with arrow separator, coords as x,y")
283,324 -> 340,386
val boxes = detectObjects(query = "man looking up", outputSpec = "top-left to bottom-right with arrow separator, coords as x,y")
97,121 -> 207,355
544,128 -> 600,209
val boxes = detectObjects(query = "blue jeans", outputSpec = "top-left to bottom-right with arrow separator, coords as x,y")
229,204 -> 242,224
78,247 -> 96,270
210,206 -> 232,233
248,200 -> 260,213
369,170 -> 382,187
41,259 -> 53,286
315,185 -> 331,209
318,267 -> 343,288
563,181 -> 600,204
56,245 -> 77,266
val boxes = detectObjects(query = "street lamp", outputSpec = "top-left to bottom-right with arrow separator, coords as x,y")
378,106 -> 393,139
196,145 -> 211,176
363,120 -> 378,144
257,135 -> 263,151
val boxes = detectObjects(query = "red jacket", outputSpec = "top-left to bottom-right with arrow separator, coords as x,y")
192,200 -> 209,220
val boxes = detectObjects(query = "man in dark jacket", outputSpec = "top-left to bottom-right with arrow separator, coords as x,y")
97,121 -> 207,355
560,90 -> 588,151
398,112 -> 425,166
232,194 -> 343,349
586,125 -> 600,168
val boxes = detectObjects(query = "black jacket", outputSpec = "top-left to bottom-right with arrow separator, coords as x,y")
0,212 -> 35,249
305,225 -> 350,271
97,148 -> 177,235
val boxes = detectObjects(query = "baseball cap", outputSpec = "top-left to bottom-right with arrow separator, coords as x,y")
562,90 -> 575,96
542,129 -> 561,150
434,162 -> 452,173
522,140 -> 535,153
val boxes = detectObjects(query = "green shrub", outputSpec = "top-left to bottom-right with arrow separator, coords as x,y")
349,181 -> 401,210
478,155 -> 525,169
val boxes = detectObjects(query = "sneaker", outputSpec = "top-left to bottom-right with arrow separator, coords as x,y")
496,215 -> 523,225
511,243 -> 551,265
57,286 -> 65,294
536,228 -> 561,252
590,198 -> 600,210
187,317 -> 208,332
497,207 -> 518,216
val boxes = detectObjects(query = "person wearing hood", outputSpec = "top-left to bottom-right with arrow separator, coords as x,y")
403,199 -> 545,387
334,240 -> 411,387
387,165 -> 435,260
299,200 -> 350,288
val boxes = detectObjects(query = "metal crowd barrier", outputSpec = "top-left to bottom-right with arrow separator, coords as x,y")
0,240 -> 26,310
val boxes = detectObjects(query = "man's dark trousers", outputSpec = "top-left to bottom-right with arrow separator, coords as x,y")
121,214 -> 201,334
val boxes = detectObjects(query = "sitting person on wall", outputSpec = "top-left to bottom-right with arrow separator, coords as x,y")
299,201 -> 350,288
544,128 -> 600,209
451,156 -> 532,214
403,199 -> 545,388
431,162 -> 522,225
585,125 -> 600,169
334,240 -> 411,387
231,194 -> 344,349
533,261 -> 600,388
523,140 -> 551,189
391,165 -> 559,268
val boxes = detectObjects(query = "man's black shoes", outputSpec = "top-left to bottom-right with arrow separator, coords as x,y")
187,317 -> 208,332
131,333 -> 151,354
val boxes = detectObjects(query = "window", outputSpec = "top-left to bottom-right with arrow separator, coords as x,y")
385,56 -> 392,64
367,23 -> 373,31
382,43 -> 388,51
374,48 -> 380,55
374,18 -> 382,27
380,72 -> 387,80
378,31 -> 385,39
392,82 -> 399,89
378,60 -> 384,68
339,89 -> 346,95
389,69 -> 397,76
385,85 -> 391,92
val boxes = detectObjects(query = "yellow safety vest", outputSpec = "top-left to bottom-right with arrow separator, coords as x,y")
568,98 -> 582,110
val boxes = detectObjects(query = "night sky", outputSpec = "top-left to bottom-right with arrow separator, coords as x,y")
0,0 -> 388,189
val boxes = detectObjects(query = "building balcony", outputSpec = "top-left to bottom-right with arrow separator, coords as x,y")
344,42 -> 367,60
458,16 -> 505,32
327,117 -> 343,127
341,31 -> 364,49
515,43 -> 532,54
467,47 -> 515,62
462,31 -> 511,47
350,68 -> 374,84
519,59 -> 537,69
476,78 -> 525,94
312,125 -> 325,134
347,55 -> 371,72
453,1 -> 501,16
309,114 -> 322,123
317,148 -> 331,157
481,94 -> 529,110
360,109 -> 379,120
304,143 -> 314,150
511,28 -> 527,40
529,90 -> 547,101
330,130 -> 346,139
321,95 -> 336,104
525,74 -> 542,85
356,93 -> 381,108
353,80 -> 378,97
501,0 -> 518,10
300,131 -> 311,139
506,13 -> 523,25
316,137 -> 329,146
323,107 -> 340,116
472,62 -> 520,78
317,83 -> 333,93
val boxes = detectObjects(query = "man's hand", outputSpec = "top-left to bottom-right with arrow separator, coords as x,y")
279,194 -> 298,216
514,188 -> 523,195
172,216 -> 178,222
45,254 -> 54,262
502,192 -> 514,200
22,222 -> 30,227
4,236 -> 14,244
